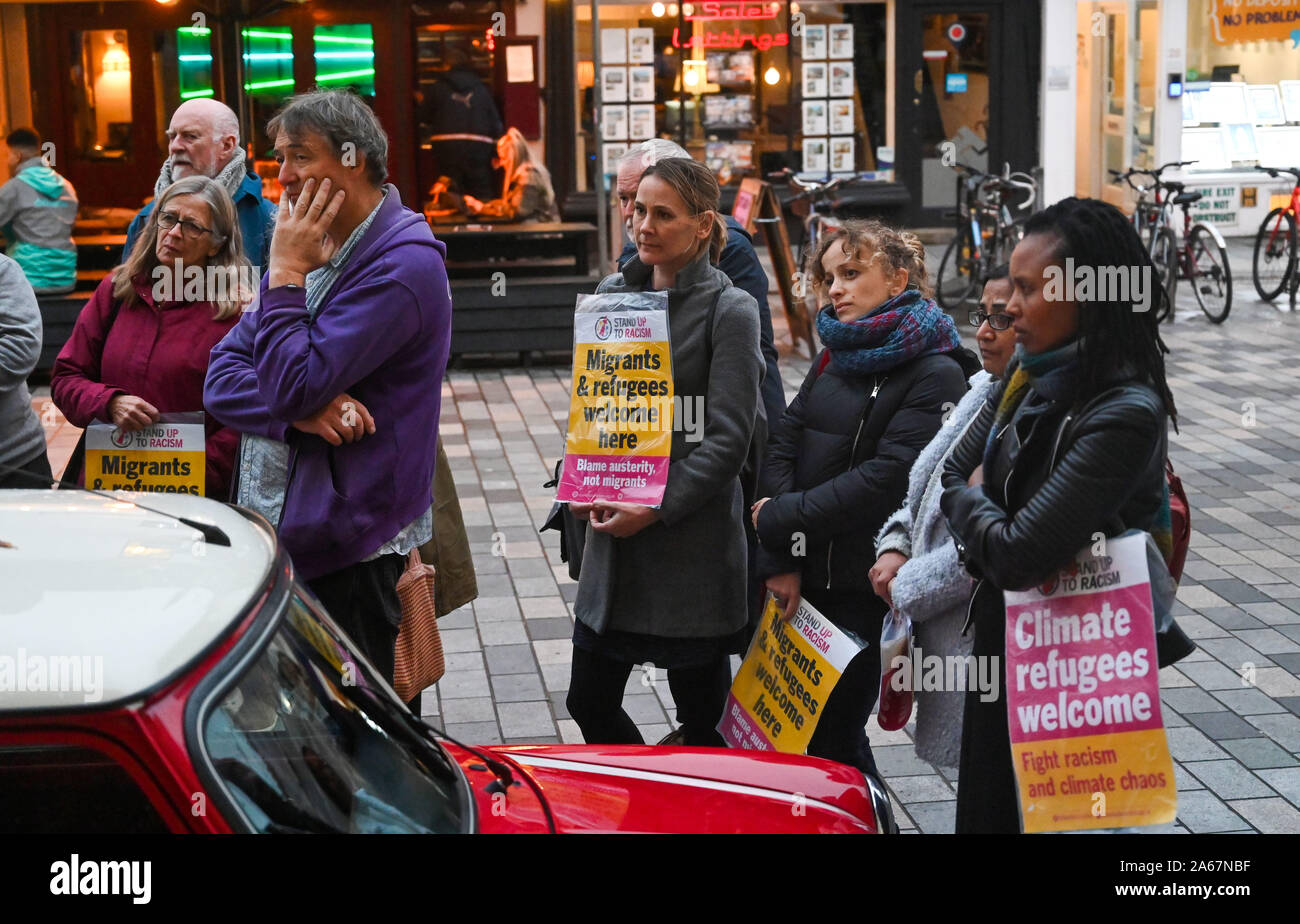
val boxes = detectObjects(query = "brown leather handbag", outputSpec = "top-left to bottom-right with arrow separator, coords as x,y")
393,549 -> 445,701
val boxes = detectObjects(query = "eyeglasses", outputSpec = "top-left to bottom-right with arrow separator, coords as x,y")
157,210 -> 214,239
969,310 -> 1013,331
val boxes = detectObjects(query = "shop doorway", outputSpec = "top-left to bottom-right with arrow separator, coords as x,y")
896,1 -> 1040,228
1076,1 -> 1161,208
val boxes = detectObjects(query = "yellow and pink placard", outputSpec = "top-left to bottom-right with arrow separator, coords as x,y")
720,596 -> 865,754
558,291 -> 672,507
1005,531 -> 1177,832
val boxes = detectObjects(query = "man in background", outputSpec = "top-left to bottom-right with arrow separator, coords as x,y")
421,46 -> 503,202
123,99 -> 275,269
0,129 -> 78,295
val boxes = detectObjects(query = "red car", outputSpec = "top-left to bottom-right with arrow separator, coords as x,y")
0,491 -> 894,834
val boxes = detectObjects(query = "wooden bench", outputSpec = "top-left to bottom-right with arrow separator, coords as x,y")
449,273 -> 597,361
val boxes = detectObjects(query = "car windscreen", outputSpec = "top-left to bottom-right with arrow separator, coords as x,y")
197,587 -> 468,833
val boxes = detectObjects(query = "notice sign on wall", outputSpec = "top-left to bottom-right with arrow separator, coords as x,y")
557,291 -> 672,507
719,596 -> 865,754
84,413 -> 205,495
1004,532 -> 1177,833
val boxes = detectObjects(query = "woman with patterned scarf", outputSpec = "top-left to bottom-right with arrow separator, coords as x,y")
752,219 -> 971,778
939,197 -> 1178,832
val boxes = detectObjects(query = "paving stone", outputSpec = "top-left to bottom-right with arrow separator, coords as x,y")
1245,712 -> 1300,751
556,719 -> 585,744
1195,637 -> 1267,668
887,775 -> 955,803
443,721 -> 501,745
875,745 -> 939,778
439,628 -> 484,654
1222,739 -> 1299,772
1175,659 -> 1248,690
478,620 -> 530,646
472,596 -> 523,622
623,693 -> 669,724
490,673 -> 546,702
435,670 -> 492,700
1195,607 -> 1265,631
484,644 -> 537,675
1242,602 -> 1300,625
1233,628 -> 1300,654
1211,688 -> 1288,714
1160,687 -> 1226,714
1225,798 -> 1300,833
1252,667 -> 1300,698
441,697 -> 498,724
1181,761 -> 1275,799
532,639 -> 573,665
1279,696 -> 1300,715
498,700 -> 557,738
1165,726 -> 1230,762
539,662 -> 571,693
1183,710 -> 1263,741
1173,763 -> 1204,792
1174,790 -> 1249,833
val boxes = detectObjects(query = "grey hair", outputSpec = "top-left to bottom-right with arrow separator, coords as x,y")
211,106 -> 240,145
618,138 -> 690,172
267,89 -> 388,186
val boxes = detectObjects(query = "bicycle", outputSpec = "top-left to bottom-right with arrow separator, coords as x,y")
767,167 -> 883,348
1252,166 -> 1299,307
935,162 -> 1037,310
1109,163 -> 1191,322
1117,160 -> 1232,324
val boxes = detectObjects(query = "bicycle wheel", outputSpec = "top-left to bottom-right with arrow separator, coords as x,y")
1252,207 -> 1297,302
1150,226 -> 1178,321
936,224 -> 977,310
1187,224 -> 1232,324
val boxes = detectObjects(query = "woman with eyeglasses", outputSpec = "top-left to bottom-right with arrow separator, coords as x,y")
52,175 -> 253,499
939,198 -> 1177,832
869,266 -> 1016,770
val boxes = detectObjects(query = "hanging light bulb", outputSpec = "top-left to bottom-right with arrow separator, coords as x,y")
684,66 -> 700,89
764,65 -> 780,86
668,3 -> 679,14
791,2 -> 801,13
652,1 -> 666,16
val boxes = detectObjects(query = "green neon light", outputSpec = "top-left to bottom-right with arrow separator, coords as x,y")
180,88 -> 215,99
313,34 -> 374,46
315,68 -> 376,82
243,77 -> 296,91
243,52 -> 293,60
187,27 -> 211,37
241,29 -> 292,41
179,54 -> 213,62
314,51 -> 375,60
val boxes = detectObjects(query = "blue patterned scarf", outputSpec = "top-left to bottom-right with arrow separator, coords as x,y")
815,289 -> 962,376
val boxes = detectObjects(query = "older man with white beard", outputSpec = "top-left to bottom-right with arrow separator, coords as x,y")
123,99 -> 276,269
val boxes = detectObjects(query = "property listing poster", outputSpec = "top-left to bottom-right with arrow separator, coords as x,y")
84,413 -> 206,495
557,291 -> 672,507
1004,532 -> 1178,832
719,596 -> 865,754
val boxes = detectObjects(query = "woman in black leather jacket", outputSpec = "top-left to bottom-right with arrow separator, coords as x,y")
753,220 -> 970,776
940,198 -> 1177,833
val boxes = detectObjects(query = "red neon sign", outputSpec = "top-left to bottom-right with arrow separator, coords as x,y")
671,26 -> 789,51
684,2 -> 781,21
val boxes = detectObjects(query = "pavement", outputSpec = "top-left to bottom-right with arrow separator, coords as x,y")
30,236 -> 1300,833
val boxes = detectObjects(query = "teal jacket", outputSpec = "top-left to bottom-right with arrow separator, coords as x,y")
124,170 -> 276,270
0,157 -> 78,294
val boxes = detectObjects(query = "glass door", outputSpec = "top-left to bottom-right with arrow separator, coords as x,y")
899,4 -> 998,227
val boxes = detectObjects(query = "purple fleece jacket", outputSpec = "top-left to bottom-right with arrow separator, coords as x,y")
204,186 -> 451,580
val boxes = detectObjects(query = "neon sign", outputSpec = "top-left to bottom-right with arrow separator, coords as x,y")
684,2 -> 781,21
671,27 -> 789,51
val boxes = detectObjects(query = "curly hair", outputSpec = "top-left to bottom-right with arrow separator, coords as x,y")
807,219 -> 932,300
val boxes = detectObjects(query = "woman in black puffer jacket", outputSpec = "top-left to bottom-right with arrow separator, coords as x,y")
940,198 -> 1178,833
752,220 -> 972,777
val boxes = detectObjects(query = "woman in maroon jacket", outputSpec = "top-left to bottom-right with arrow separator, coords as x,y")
52,175 -> 253,499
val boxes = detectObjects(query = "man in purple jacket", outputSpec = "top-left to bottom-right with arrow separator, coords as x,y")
205,90 -> 451,681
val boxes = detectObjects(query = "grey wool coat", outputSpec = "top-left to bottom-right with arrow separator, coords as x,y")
575,249 -> 763,639
874,370 -> 995,767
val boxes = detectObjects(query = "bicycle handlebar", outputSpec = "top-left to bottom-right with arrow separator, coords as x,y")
1263,166 -> 1300,183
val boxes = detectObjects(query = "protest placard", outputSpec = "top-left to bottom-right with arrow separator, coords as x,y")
557,291 -> 672,507
84,413 -> 206,496
1004,531 -> 1177,832
719,595 -> 866,753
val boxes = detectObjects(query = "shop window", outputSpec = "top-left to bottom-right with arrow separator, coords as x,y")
71,29 -> 134,161
917,10 -> 989,210
575,1 -> 887,193
314,24 -> 376,98
244,27 -> 295,162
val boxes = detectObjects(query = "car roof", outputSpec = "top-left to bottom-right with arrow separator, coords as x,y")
0,490 -> 278,712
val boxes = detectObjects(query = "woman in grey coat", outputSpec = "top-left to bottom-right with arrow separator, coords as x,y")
567,157 -> 762,745
869,271 -> 1015,767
